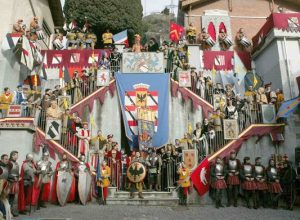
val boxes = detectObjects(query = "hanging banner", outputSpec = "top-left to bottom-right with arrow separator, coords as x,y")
115,73 -> 169,149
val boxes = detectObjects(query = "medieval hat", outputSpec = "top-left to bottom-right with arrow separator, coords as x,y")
264,82 -> 272,88
107,134 -> 113,139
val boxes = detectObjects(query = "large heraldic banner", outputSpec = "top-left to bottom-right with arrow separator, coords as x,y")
115,73 -> 169,149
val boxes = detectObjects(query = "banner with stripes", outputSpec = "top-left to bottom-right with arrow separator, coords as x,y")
115,73 -> 169,149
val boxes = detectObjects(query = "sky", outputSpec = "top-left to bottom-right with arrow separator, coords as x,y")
60,0 -> 178,16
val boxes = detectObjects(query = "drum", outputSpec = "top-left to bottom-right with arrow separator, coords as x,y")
53,39 -> 64,50
36,30 -> 45,40
205,37 -> 215,47
239,37 -> 251,47
223,37 -> 233,47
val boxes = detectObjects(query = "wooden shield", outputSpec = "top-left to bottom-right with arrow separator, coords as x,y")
183,149 -> 198,170
78,171 -> 92,205
56,170 -> 73,206
126,162 -> 146,183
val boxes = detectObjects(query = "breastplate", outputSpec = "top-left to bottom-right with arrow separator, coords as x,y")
9,161 -> 20,178
270,167 -> 277,179
59,161 -> 69,170
215,164 -> 224,176
24,162 -> 36,182
149,157 -> 158,167
78,162 -> 87,172
228,160 -> 237,172
255,165 -> 263,178
0,165 -> 8,180
244,164 -> 252,177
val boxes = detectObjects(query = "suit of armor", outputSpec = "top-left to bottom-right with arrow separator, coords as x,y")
146,155 -> 159,191
240,162 -> 257,209
254,164 -> 268,208
226,157 -> 240,207
8,159 -> 20,216
267,164 -> 282,208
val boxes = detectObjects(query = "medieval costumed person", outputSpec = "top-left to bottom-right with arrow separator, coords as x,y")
74,154 -> 93,205
226,150 -> 241,207
210,157 -> 227,208
106,142 -> 121,189
146,150 -> 160,191
7,151 -> 20,217
53,33 -> 64,50
196,71 -> 206,99
132,34 -> 143,52
280,160 -> 296,210
12,19 -> 25,34
218,29 -> 232,51
0,88 -> 13,118
186,23 -> 197,44
96,160 -> 111,205
109,48 -> 122,76
265,83 -> 277,104
235,28 -> 252,52
128,152 -> 146,199
199,28 -> 215,50
18,154 -> 39,215
0,154 -> 12,220
46,100 -> 62,120
51,153 -> 75,206
177,162 -> 191,206
36,147 -> 53,209
209,108 -> 224,152
70,71 -> 83,104
267,158 -> 282,209
104,134 -> 114,152
254,157 -> 268,208
161,149 -> 176,191
192,122 -> 208,161
102,29 -> 113,49
225,98 -> 238,120
240,157 -> 257,209
76,122 -> 91,158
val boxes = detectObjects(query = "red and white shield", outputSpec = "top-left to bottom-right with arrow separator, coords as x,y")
125,83 -> 158,135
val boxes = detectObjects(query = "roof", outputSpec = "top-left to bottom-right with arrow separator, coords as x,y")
48,0 -> 64,27
179,0 -> 300,11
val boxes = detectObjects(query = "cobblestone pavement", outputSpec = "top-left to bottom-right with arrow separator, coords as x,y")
15,204 -> 300,220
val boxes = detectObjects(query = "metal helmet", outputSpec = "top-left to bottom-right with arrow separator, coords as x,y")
26,153 -> 34,161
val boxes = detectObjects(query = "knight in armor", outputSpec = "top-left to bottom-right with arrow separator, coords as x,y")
186,23 -> 197,44
280,160 -> 296,210
51,153 -> 75,206
18,153 -> 39,214
226,150 -> 241,207
210,157 -> 227,208
106,142 -> 121,189
177,162 -> 191,206
7,151 -> 20,217
0,154 -> 10,219
74,154 -> 91,205
36,147 -> 53,209
254,157 -> 268,208
240,157 -> 257,209
96,160 -> 111,205
267,158 -> 282,209
128,152 -> 145,199
161,150 -> 175,191
146,150 -> 160,191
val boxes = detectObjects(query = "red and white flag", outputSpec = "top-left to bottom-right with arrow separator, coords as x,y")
70,53 -> 80,63
214,55 -> 225,66
52,53 -> 62,64
190,157 -> 210,196
21,36 -> 34,71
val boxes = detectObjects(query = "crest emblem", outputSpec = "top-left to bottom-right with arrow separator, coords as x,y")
182,149 -> 198,170
125,83 -> 158,135
127,162 -> 146,183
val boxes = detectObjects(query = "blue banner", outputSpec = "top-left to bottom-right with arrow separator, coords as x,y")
115,73 -> 169,149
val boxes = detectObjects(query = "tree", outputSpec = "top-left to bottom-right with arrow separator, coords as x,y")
64,0 -> 144,47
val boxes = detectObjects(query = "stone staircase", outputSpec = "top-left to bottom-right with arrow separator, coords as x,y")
106,188 -> 179,206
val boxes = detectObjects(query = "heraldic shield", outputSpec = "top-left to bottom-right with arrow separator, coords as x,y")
127,162 -> 146,183
56,170 -> 73,206
78,170 -> 92,205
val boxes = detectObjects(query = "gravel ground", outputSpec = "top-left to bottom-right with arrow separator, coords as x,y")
14,203 -> 300,220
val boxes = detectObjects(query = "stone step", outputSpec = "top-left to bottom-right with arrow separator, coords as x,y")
113,191 -> 177,199
106,197 -> 179,206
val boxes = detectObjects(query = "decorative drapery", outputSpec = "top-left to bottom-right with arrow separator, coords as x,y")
203,51 -> 234,70
41,49 -> 111,68
253,13 -> 300,48
171,80 -> 213,118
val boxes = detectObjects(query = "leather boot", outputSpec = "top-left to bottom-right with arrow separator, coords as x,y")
129,192 -> 134,199
138,192 -> 144,199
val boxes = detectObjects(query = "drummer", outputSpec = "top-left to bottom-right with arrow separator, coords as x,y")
235,28 -> 252,51
218,29 -> 231,51
199,28 -> 214,50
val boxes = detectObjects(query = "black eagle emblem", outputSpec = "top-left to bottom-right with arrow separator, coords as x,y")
137,93 -> 147,103
129,163 -> 144,181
